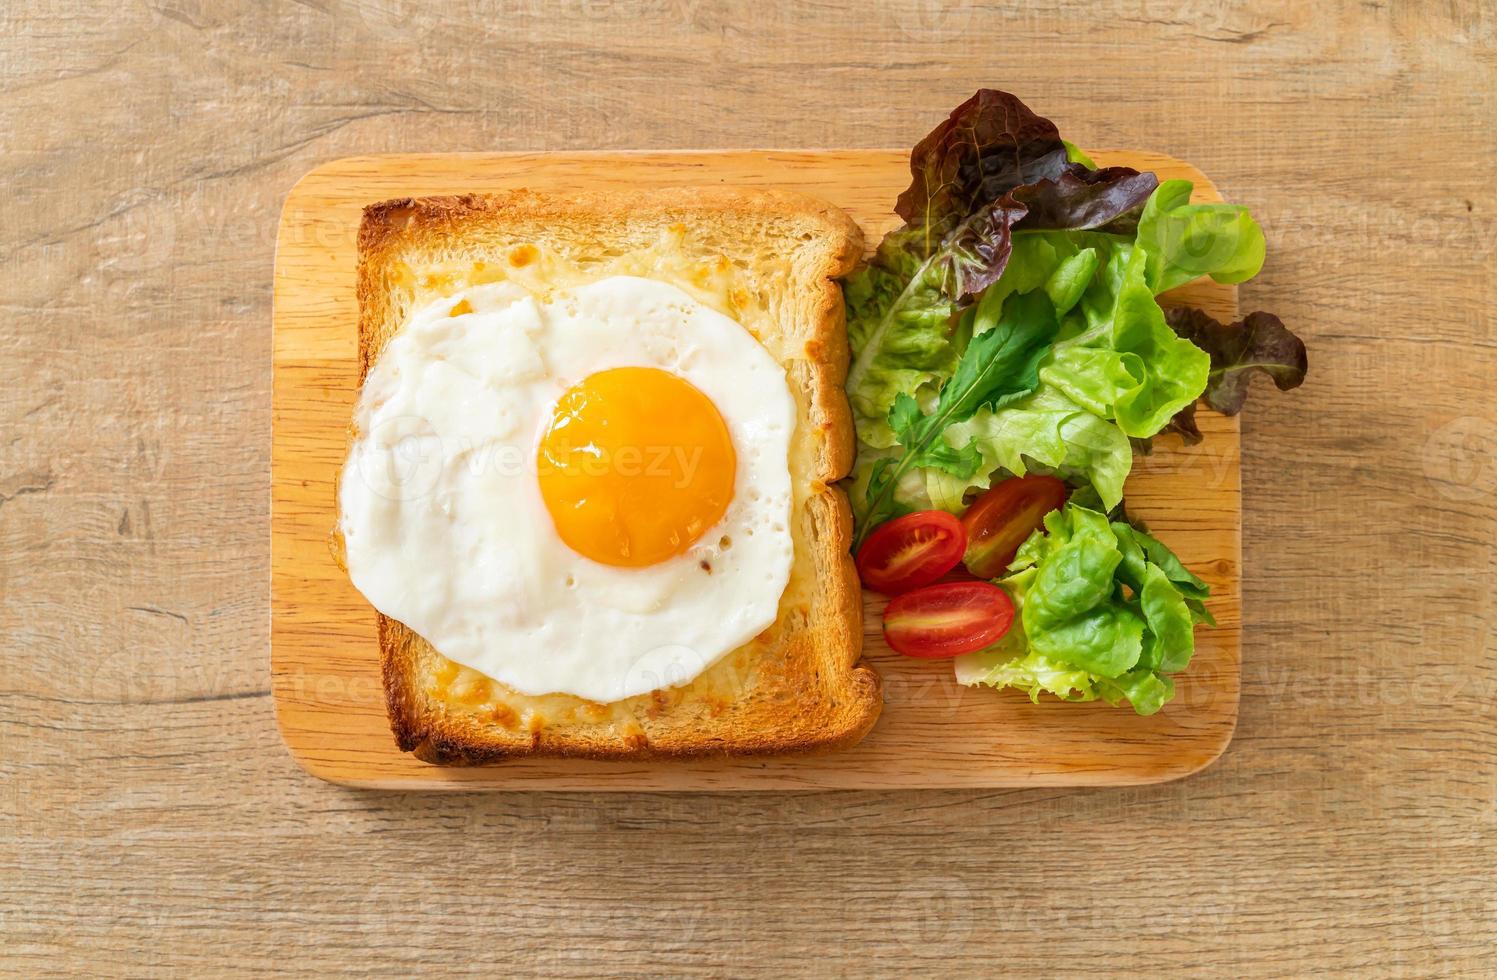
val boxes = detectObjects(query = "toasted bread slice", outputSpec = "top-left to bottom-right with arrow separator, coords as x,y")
352,188 -> 881,762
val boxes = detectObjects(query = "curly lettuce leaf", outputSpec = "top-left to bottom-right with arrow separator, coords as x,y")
1009,165 -> 1159,235
953,561 -> 1176,716
906,234 -> 1129,513
953,587 -> 1102,705
1164,307 -> 1308,415
894,89 -> 1070,244
844,261 -> 959,448
1016,506 -> 1143,676
954,558 -> 1104,704
955,503 -> 1209,715
1096,670 -> 1175,716
845,202 -> 1037,447
955,635 -> 1173,715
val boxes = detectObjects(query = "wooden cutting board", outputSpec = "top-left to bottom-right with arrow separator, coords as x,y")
272,150 -> 1241,790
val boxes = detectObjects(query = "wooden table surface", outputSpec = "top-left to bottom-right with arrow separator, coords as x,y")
3,1 -> 1494,976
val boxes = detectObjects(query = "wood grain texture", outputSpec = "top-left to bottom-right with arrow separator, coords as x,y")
4,0 -> 1496,975
272,149 -> 1241,789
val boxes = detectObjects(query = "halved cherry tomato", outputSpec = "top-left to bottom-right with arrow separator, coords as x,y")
961,475 -> 1068,579
882,581 -> 1015,658
855,510 -> 966,596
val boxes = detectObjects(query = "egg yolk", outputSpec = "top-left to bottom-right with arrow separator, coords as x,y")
537,367 -> 736,567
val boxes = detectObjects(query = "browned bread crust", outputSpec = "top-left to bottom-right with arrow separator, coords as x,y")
352,187 -> 881,762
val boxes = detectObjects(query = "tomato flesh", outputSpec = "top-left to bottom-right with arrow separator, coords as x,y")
882,581 -> 1015,658
961,476 -> 1069,579
855,510 -> 967,596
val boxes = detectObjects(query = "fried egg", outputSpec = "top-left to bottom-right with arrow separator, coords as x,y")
338,275 -> 796,703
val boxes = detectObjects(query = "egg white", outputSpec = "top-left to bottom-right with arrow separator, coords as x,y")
338,276 -> 796,703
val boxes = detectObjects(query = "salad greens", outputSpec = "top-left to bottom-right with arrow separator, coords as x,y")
1146,308 -> 1308,449
858,291 -> 1056,540
923,386 -> 1132,516
953,503 -> 1211,716
846,90 -> 1307,715
1136,180 -> 1266,294
844,90 -> 1164,452
846,117 -> 1273,522
1166,307 -> 1309,415
1143,308 -> 1311,451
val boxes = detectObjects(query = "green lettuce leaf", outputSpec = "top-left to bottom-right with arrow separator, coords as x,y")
1111,521 -> 1212,628
1017,505 -> 1143,676
1044,248 -> 1100,315
1096,670 -> 1175,716
843,237 -> 970,448
955,502 -> 1211,715
925,387 -> 1131,514
955,646 -> 1105,704
1147,397 -> 1204,448
1042,244 -> 1211,438
844,200 -> 1038,448
1137,179 -> 1267,293
1062,140 -> 1096,169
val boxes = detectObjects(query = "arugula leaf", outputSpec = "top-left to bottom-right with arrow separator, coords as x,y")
844,204 -> 1027,448
856,291 -> 1058,544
